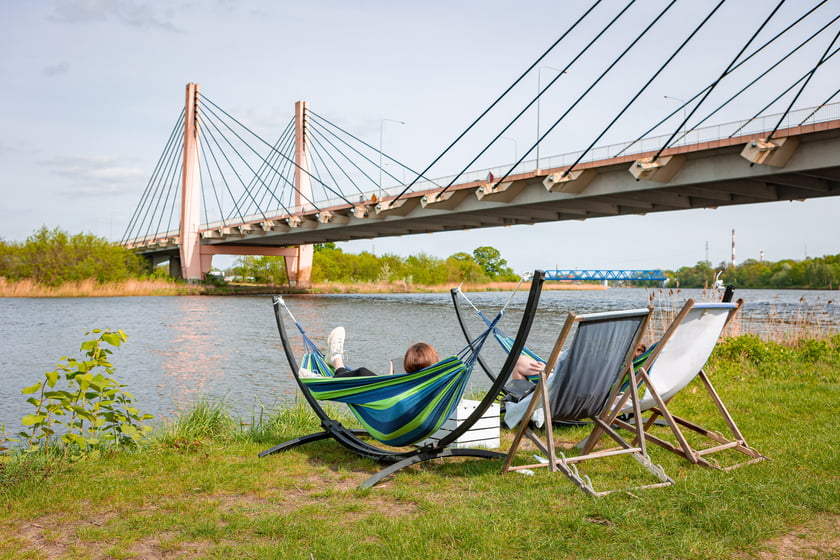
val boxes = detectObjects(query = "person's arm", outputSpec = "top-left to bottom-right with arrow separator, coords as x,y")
512,355 -> 545,380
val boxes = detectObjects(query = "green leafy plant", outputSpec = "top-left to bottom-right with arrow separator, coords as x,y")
17,329 -> 153,459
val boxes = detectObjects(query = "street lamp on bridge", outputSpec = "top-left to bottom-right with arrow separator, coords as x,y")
536,65 -> 566,170
500,136 -> 518,165
379,118 -> 405,198
664,95 -> 688,143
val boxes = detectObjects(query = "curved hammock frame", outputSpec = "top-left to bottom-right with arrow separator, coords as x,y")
260,270 -> 546,488
450,287 -> 545,388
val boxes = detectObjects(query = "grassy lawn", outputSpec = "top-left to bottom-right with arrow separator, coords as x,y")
1,336 -> 838,560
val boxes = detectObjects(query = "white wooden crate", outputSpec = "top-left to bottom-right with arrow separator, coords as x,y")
420,399 -> 500,449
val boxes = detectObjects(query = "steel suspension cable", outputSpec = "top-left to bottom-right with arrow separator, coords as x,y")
490,0 -> 677,189
307,113 -> 414,190
200,94 -> 351,213
766,25 -> 840,140
650,0 -> 788,161
669,13 -> 840,145
198,102 -> 279,220
144,125 -> 184,242
306,128 -> 368,198
236,117 -> 296,218
152,133 -> 184,242
198,130 -> 239,226
308,111 -> 433,187
614,0 -> 832,158
799,86 -> 840,125
262,120 -> 297,215
234,117 -> 295,218
307,117 -> 388,194
387,0 -> 606,205
270,127 -> 299,215
291,117 -> 369,202
199,106 -> 264,224
562,0 -> 726,177
439,0 -> 637,195
201,97 -> 310,214
122,110 -> 184,243
121,113 -> 180,242
730,43 -> 840,137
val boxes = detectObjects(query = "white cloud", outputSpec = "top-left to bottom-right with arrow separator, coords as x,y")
43,62 -> 69,77
40,156 -> 146,196
48,0 -> 180,32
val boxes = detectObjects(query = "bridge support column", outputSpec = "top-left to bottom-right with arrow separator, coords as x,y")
169,256 -> 183,279
284,244 -> 314,288
179,82 -> 205,282
289,100 -> 313,288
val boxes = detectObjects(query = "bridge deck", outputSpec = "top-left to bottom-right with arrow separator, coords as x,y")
126,118 -> 840,255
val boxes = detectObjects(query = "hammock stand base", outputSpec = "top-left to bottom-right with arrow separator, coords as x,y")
359,447 -> 506,489
260,270 -> 545,488
258,427 -> 371,458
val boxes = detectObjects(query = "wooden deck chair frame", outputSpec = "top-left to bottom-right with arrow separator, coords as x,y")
595,298 -> 767,471
502,307 -> 674,497
260,270 -> 546,489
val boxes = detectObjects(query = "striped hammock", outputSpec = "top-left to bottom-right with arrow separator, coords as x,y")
474,309 -> 545,383
291,316 -> 498,447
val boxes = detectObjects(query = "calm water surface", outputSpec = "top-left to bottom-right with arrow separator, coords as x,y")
1,288 -> 836,430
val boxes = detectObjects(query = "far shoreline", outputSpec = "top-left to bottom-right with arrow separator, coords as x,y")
0,277 -> 609,298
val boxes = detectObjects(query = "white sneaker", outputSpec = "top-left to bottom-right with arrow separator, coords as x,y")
326,326 -> 345,366
298,367 -> 319,378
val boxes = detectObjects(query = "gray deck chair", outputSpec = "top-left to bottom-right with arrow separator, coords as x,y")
502,307 -> 674,497
594,298 -> 767,470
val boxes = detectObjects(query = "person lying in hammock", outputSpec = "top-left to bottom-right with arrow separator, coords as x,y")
302,326 -> 544,379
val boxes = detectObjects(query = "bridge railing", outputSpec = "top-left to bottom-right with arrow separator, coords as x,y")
126,102 -> 839,242
327,101 -> 840,215
538,102 -> 840,173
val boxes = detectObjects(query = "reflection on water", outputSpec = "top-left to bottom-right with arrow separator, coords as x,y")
155,297 -> 227,412
0,288 -> 836,429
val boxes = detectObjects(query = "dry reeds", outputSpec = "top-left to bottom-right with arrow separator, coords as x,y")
307,280 -> 606,294
0,277 -> 200,298
754,295 -> 836,344
643,286 -> 837,345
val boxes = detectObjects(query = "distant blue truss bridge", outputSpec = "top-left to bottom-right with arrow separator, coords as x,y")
543,269 -> 668,282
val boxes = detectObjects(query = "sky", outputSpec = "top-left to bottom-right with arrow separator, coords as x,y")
1,0 -> 839,275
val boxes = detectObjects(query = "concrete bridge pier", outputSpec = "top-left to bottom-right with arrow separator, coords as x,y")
177,85 -> 313,287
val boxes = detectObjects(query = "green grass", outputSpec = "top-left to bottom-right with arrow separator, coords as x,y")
0,336 -> 838,559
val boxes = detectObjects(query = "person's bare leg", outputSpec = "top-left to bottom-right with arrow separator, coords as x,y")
327,326 -> 345,367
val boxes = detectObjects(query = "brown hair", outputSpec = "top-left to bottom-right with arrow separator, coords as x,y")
403,342 -> 439,373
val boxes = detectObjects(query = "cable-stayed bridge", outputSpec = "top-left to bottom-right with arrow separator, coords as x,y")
121,2 -> 840,285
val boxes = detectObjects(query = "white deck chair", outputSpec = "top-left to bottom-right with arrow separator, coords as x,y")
591,298 -> 767,470
502,307 -> 674,497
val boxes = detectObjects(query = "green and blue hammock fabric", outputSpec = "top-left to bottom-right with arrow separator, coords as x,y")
290,315 -> 501,448
473,308 -> 545,383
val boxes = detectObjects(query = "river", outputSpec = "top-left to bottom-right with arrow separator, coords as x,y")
1,287 -> 836,431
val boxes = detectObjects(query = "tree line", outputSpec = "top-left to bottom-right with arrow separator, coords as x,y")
233,243 -> 520,285
2,227 -> 839,290
670,256 -> 840,289
0,227 -> 148,286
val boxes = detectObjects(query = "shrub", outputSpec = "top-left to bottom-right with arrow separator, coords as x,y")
12,329 -> 153,460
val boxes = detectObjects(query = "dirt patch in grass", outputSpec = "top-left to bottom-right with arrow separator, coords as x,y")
738,513 -> 840,560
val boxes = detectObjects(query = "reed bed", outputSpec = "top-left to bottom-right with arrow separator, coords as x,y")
308,279 -> 606,294
644,286 -> 838,345
0,277 -> 200,297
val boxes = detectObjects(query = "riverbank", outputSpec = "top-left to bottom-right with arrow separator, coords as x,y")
1,338 -> 838,559
0,277 -> 607,298
0,277 -> 202,297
